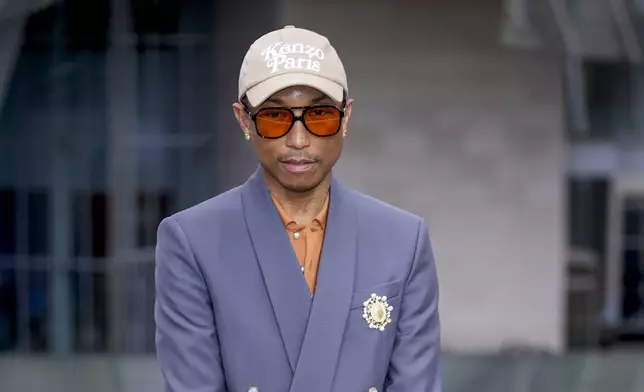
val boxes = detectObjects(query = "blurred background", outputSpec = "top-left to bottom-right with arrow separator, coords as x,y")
1,0 -> 644,390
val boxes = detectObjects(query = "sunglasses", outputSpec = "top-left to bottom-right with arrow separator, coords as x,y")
245,104 -> 345,139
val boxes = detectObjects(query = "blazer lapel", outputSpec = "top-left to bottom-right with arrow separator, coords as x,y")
289,177 -> 358,392
241,167 -> 312,373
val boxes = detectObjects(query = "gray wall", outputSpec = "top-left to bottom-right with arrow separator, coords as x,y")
211,1 -> 278,192
275,0 -> 566,353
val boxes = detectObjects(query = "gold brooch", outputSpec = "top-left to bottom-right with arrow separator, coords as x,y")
362,293 -> 393,331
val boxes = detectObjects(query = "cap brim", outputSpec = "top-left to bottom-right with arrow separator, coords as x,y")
245,73 -> 344,107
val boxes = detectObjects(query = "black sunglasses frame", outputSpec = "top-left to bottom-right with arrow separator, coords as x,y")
243,103 -> 346,139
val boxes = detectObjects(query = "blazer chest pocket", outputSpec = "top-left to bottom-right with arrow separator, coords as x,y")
349,279 -> 402,310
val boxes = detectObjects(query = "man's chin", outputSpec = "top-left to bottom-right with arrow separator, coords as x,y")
279,179 -> 319,194
261,164 -> 329,194
277,172 -> 328,194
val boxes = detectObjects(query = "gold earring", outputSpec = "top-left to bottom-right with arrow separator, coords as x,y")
244,133 -> 250,141
342,127 -> 348,138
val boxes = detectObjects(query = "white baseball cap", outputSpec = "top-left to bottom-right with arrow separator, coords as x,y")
238,25 -> 348,107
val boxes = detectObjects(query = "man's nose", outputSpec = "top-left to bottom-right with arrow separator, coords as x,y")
285,117 -> 310,150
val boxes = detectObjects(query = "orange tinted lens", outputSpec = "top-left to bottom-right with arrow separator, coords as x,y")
255,109 -> 293,138
304,107 -> 341,136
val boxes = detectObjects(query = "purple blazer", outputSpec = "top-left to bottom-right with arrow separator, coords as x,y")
155,167 -> 442,392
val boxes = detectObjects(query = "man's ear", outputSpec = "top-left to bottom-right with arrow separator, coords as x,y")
232,102 -> 252,139
343,98 -> 354,129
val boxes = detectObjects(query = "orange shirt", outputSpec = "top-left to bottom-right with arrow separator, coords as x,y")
271,194 -> 329,294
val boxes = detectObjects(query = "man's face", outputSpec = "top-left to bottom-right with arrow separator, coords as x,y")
233,86 -> 353,193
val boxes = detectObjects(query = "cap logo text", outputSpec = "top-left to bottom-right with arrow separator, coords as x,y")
261,42 -> 324,73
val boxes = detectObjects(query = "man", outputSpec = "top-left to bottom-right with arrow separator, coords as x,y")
155,25 -> 441,392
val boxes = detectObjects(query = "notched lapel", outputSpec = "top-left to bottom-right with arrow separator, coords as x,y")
289,177 -> 358,392
241,168 -> 312,373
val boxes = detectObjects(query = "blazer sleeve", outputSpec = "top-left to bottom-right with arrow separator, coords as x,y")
385,219 -> 442,392
155,216 -> 226,392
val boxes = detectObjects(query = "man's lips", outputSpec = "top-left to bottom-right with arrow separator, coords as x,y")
280,159 -> 317,173
281,159 -> 315,164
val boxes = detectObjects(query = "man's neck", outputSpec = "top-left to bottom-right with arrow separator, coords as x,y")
263,172 -> 330,225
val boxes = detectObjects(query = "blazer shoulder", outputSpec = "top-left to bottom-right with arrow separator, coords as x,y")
347,188 -> 424,230
165,185 -> 244,229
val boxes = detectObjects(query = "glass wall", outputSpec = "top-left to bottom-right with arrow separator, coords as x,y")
0,0 -> 217,354
566,57 -> 644,346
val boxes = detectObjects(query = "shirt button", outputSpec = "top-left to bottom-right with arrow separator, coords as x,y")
293,231 -> 300,239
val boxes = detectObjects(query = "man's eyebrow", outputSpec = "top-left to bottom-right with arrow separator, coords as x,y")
311,95 -> 331,104
263,94 -> 331,107
263,97 -> 285,106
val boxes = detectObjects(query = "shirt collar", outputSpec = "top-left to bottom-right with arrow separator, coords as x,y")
271,193 -> 329,231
